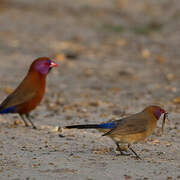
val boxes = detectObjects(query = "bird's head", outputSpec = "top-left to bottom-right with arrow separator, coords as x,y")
144,106 -> 166,120
143,105 -> 166,120
30,57 -> 58,75
143,105 -> 168,133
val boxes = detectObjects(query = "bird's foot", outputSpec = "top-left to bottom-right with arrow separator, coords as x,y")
134,154 -> 142,160
128,147 -> 142,160
59,134 -> 65,138
28,115 -> 35,119
32,125 -> 37,129
116,151 -> 131,156
120,151 -> 132,156
24,123 -> 29,127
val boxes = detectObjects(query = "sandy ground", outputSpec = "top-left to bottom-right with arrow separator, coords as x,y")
0,0 -> 179,179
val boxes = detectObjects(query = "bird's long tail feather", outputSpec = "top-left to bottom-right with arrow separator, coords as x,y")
0,106 -> 16,114
65,122 -> 115,129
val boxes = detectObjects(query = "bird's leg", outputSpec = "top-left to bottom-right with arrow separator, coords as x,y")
116,142 -> 123,155
128,144 -> 141,160
28,114 -> 35,119
20,114 -> 29,127
116,142 -> 121,152
115,142 -> 131,156
25,114 -> 37,129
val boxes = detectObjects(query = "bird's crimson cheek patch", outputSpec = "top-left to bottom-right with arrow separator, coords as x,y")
44,62 -> 49,66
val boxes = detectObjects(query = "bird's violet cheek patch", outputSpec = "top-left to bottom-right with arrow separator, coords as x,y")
35,61 -> 49,74
154,109 -> 162,119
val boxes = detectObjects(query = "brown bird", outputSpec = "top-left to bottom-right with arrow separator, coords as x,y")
65,105 -> 168,159
0,57 -> 58,129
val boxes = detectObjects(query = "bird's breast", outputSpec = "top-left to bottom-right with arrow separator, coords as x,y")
17,75 -> 46,114
111,132 -> 148,144
17,87 -> 45,114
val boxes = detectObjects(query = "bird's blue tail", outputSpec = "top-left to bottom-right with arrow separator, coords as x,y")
65,122 -> 115,129
0,106 -> 16,114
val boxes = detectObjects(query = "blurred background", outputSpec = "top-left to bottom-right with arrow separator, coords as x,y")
0,0 -> 179,111
0,0 -> 179,179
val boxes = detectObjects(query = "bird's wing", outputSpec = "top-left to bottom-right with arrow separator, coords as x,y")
103,113 -> 148,136
0,85 -> 36,111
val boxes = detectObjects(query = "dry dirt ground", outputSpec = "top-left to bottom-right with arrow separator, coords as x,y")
0,0 -> 179,179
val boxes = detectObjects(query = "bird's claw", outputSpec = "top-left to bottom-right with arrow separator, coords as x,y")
59,134 -> 65,138
120,151 -> 132,156
115,150 -> 131,156
32,126 -> 37,129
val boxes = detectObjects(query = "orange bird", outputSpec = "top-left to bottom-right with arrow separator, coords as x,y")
65,105 -> 168,159
0,57 -> 58,129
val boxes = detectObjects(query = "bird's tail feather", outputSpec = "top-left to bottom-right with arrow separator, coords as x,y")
65,122 -> 115,129
0,106 -> 16,114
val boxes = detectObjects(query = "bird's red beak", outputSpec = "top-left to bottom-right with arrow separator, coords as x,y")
50,61 -> 58,68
